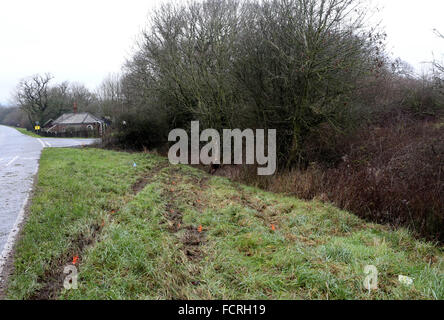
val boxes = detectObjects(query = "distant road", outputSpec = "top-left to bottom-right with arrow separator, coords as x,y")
0,125 -> 98,272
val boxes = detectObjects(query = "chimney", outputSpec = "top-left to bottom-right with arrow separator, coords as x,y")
73,102 -> 78,114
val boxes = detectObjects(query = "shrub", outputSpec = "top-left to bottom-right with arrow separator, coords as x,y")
114,112 -> 169,150
225,117 -> 444,242
117,0 -> 384,167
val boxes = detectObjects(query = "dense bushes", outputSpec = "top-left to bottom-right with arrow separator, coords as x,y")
117,0 -> 384,166
328,119 -> 443,241
223,71 -> 444,241
227,115 -> 444,242
114,112 -> 169,150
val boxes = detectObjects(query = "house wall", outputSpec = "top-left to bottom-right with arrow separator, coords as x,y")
49,123 -> 102,137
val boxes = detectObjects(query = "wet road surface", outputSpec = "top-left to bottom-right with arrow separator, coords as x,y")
0,125 -> 98,264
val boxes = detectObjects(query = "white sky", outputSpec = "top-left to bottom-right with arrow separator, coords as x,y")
375,0 -> 444,73
1,0 -> 444,105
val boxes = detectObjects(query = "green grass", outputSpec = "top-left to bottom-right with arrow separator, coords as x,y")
5,148 -> 443,300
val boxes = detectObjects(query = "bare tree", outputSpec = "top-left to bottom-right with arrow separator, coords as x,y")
96,73 -> 125,117
121,0 -> 385,163
433,29 -> 444,74
15,73 -> 54,126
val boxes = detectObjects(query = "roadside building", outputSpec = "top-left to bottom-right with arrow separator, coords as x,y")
45,112 -> 105,136
42,118 -> 54,131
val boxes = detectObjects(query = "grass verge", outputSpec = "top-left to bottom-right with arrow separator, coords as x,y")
11,127 -> 41,138
5,148 -> 443,299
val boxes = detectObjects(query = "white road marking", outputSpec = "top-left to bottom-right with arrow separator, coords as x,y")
37,138 -> 46,148
0,183 -> 33,282
5,156 -> 19,167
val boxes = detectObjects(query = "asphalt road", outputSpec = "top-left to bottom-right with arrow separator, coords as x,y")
0,125 -> 98,265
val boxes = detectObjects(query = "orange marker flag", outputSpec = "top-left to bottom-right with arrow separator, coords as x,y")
72,255 -> 79,265
198,225 -> 203,233
271,224 -> 276,231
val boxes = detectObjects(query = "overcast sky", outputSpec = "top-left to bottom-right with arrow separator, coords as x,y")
1,0 -> 444,105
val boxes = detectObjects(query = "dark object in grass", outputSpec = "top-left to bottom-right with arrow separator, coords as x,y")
209,162 -> 222,175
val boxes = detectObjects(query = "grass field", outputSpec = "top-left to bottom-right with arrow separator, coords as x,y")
5,148 -> 443,299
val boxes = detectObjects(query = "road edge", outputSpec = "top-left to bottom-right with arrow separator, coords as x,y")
0,154 -> 41,299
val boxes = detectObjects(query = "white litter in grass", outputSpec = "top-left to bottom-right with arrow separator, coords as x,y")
398,275 -> 414,285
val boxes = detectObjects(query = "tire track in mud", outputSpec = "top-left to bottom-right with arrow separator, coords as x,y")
131,162 -> 169,194
29,224 -> 102,300
231,182 -> 281,229
29,161 -> 169,300
160,168 -> 210,263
